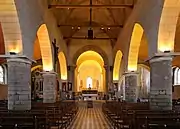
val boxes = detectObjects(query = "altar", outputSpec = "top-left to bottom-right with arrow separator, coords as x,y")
81,89 -> 98,100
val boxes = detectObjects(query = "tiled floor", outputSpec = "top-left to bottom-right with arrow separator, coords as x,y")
68,101 -> 112,129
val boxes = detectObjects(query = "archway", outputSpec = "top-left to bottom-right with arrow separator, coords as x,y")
73,45 -> 109,66
158,0 -> 180,52
128,23 -> 144,71
0,1 -> 22,54
0,23 -> 5,63
36,24 -> 53,71
58,52 -> 67,80
75,51 -> 105,92
113,50 -> 123,81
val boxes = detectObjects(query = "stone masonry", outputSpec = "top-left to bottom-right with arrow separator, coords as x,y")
149,56 -> 172,110
42,72 -> 57,103
124,72 -> 138,102
7,58 -> 32,110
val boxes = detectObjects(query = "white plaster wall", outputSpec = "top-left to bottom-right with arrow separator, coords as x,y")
114,0 -> 164,74
68,39 -> 113,66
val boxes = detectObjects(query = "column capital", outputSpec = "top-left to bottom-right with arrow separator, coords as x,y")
123,71 -> 139,76
68,65 -> 76,71
0,54 -> 35,64
103,65 -> 113,70
149,56 -> 172,64
7,57 -> 32,65
41,71 -> 57,76
145,52 -> 177,64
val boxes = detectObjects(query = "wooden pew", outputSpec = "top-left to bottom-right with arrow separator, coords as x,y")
0,101 -> 78,129
102,101 -> 180,129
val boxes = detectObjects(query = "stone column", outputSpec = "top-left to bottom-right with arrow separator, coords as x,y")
68,65 -> 76,91
7,58 -> 32,110
42,72 -> 57,103
149,56 -> 172,110
104,66 -> 109,93
124,72 -> 138,102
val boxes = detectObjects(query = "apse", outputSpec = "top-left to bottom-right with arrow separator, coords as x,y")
75,51 -> 105,92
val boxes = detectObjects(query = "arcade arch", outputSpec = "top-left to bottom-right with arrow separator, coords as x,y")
58,52 -> 67,80
36,24 -> 53,72
128,23 -> 144,72
0,0 -> 22,54
113,50 -> 123,81
158,0 -> 180,52
75,51 -> 106,92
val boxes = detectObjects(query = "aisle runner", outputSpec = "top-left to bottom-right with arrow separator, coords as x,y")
68,102 -> 112,129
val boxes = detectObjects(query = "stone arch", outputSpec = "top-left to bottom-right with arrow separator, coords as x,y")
138,64 -> 150,71
31,65 -> 43,72
0,1 -> 23,54
73,45 -> 109,66
37,24 -> 53,71
0,23 -> 5,64
128,23 -> 145,71
158,0 -> 180,52
113,50 -> 123,81
58,52 -> 67,80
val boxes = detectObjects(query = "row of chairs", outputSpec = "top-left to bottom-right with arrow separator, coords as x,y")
102,101 -> 180,129
0,101 -> 78,129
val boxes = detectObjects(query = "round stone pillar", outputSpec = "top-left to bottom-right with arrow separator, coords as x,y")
68,65 -> 76,91
124,72 -> 138,102
42,72 -> 57,103
149,56 -> 172,110
104,66 -> 109,93
7,58 -> 32,110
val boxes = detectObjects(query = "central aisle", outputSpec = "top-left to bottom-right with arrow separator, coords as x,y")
68,101 -> 112,129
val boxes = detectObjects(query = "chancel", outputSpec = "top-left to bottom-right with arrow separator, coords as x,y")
1,0 -> 180,129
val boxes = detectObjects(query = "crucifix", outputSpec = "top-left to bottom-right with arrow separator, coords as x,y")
52,39 -> 59,72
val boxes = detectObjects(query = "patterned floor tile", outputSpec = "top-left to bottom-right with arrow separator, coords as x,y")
68,101 -> 112,129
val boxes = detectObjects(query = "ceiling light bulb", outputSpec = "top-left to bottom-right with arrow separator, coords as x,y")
108,28 -> 111,30
78,27 -> 81,29
72,27 -> 74,29
101,28 -> 104,30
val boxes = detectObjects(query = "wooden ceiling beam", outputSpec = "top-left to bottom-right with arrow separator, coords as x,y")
63,36 -> 117,40
58,24 -> 123,28
49,4 -> 133,9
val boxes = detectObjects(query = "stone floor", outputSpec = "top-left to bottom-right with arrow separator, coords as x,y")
68,101 -> 112,129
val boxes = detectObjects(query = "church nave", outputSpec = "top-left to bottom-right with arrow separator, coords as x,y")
68,101 -> 112,129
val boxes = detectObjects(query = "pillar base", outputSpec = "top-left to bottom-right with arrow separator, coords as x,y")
124,72 -> 138,103
149,56 -> 172,110
7,58 -> 32,110
42,72 -> 57,103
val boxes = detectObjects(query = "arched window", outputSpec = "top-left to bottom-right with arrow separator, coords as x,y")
0,65 -> 4,84
86,77 -> 92,88
173,67 -> 180,85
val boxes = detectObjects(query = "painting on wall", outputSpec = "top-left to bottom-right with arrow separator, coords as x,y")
68,82 -> 72,91
62,82 -> 67,92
